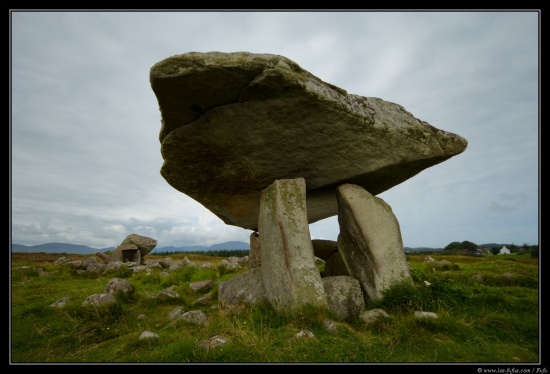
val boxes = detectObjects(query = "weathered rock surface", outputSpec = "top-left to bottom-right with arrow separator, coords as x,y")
322,276 -> 365,321
104,278 -> 133,295
82,293 -> 118,307
150,51 -> 467,231
248,232 -> 261,269
312,239 -> 338,261
189,280 -> 214,294
336,183 -> 413,303
323,251 -> 350,277
218,267 -> 267,307
258,178 -> 327,312
360,308 -> 390,324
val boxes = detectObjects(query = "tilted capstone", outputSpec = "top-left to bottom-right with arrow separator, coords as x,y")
149,51 -> 467,231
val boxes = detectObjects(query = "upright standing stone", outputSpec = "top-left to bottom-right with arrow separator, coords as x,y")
248,232 -> 261,269
258,178 -> 327,312
336,183 -> 412,303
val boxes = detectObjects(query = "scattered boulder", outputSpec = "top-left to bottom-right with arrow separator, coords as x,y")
176,310 -> 209,325
85,263 -> 106,274
104,278 -> 133,295
49,297 -> 70,308
96,252 -> 110,263
104,261 -> 130,273
189,280 -> 214,294
472,273 -> 486,282
218,267 -> 268,307
218,259 -> 241,271
54,257 -> 70,265
168,306 -> 186,320
360,308 -> 390,324
148,285 -> 180,300
192,292 -> 213,306
414,311 -> 439,319
199,335 -> 229,352
159,258 -> 173,268
139,331 -> 160,340
322,319 -> 338,333
67,260 -> 84,269
291,330 -> 316,341
38,269 -> 51,277
82,293 -> 118,307
322,276 -> 365,321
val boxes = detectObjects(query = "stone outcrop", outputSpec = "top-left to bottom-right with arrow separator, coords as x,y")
150,51 -> 467,231
336,183 -> 412,302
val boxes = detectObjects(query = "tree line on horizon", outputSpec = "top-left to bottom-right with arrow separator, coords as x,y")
443,241 -> 539,257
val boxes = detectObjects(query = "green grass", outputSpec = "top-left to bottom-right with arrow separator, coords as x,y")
10,252 -> 540,363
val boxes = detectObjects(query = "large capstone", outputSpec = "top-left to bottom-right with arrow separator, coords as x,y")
150,51 -> 467,231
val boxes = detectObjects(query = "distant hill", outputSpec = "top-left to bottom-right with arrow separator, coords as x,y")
152,245 -> 208,253
12,241 -> 521,255
10,243 -> 111,255
11,240 -> 251,255
151,241 -> 250,253
207,241 -> 250,250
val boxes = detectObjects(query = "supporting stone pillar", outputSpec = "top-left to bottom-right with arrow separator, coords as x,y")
336,183 -> 412,303
258,178 -> 327,313
248,232 -> 261,269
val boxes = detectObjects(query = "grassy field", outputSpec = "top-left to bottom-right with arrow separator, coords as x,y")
10,251 -> 540,364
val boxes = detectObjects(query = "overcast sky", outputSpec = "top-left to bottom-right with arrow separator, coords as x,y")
10,10 -> 539,250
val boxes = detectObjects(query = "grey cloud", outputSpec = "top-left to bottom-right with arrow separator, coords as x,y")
10,11 -> 539,249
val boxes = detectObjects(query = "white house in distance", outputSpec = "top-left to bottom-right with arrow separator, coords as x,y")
499,246 -> 511,255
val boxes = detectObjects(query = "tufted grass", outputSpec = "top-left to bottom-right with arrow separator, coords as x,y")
10,252 -> 540,364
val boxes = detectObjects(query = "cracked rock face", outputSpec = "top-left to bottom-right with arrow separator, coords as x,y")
149,51 -> 467,231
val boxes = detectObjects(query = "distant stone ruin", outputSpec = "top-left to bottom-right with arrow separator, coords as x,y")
97,234 -> 157,265
149,51 -> 467,316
